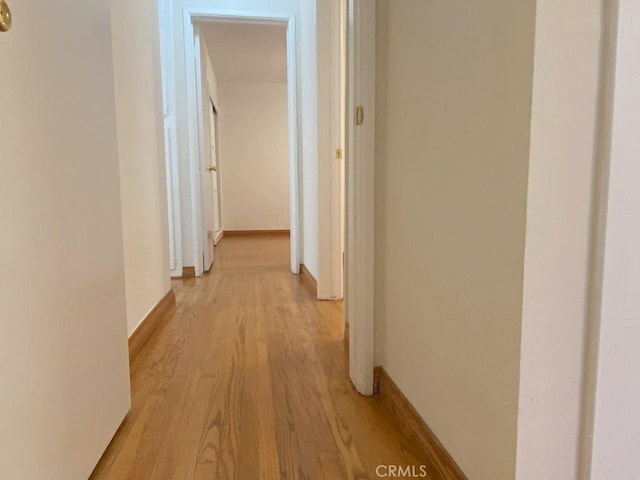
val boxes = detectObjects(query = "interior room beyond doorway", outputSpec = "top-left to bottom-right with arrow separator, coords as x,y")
198,21 -> 291,253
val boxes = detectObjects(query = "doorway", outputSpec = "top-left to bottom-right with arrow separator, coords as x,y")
199,20 -> 291,248
183,9 -> 301,276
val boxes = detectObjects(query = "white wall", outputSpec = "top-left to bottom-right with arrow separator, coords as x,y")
514,1 -> 603,479
111,0 -> 172,334
218,82 -> 290,231
0,0 -> 131,478
169,0 -> 320,275
374,1 -> 536,479
588,1 -> 640,477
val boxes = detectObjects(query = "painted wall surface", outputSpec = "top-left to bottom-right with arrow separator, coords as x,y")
170,0 -> 320,277
0,1 -> 131,478
589,1 -> 640,477
217,82 -> 290,231
111,0 -> 172,334
374,1 -> 535,479
514,1 -> 603,479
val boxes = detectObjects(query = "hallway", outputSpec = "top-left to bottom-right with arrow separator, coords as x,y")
89,236 -> 440,479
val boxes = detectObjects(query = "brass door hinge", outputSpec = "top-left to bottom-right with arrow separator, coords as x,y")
336,148 -> 343,160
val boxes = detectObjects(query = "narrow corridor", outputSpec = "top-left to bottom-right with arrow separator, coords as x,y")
91,236 -> 440,479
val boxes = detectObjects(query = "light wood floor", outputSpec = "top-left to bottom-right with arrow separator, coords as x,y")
91,235 -> 436,480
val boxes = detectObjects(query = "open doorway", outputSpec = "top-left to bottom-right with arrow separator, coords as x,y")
198,20 -> 291,252
182,10 -> 301,276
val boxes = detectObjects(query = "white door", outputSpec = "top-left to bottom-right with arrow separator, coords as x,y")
346,0 -> 376,395
195,28 -> 214,272
208,101 -> 223,244
0,0 -> 131,478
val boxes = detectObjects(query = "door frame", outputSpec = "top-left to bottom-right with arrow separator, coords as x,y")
158,0 -> 183,278
183,7 -> 301,275
345,0 -> 376,395
319,0 -> 347,301
577,0 -> 640,475
316,0 -> 346,301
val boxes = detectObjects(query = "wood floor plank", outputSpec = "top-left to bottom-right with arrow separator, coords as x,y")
90,235 -> 449,480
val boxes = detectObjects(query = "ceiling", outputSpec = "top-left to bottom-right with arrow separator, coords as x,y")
199,22 -> 287,84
